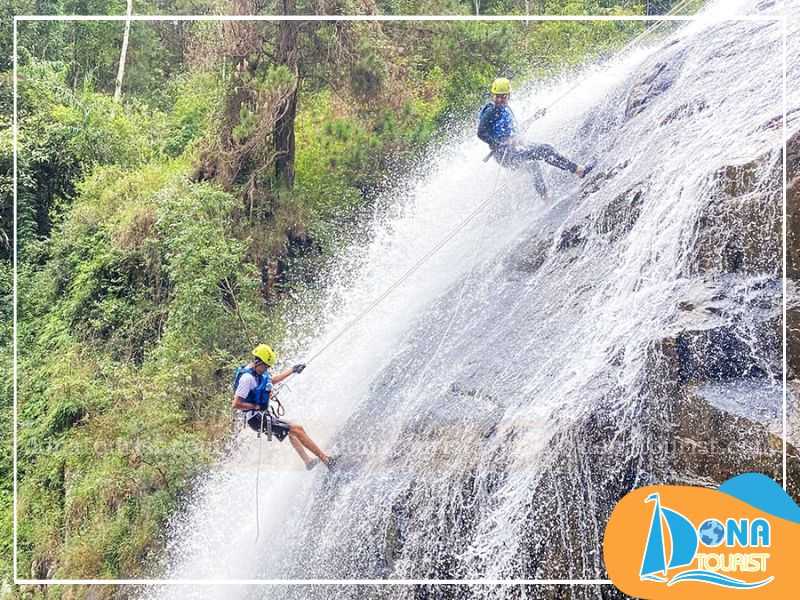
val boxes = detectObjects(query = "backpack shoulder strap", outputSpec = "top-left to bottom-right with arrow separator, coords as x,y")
232,366 -> 258,391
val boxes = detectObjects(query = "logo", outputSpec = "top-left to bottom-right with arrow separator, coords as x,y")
639,493 -> 771,589
604,473 -> 800,599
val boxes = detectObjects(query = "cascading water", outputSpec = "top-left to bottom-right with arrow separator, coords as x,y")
145,1 -> 799,598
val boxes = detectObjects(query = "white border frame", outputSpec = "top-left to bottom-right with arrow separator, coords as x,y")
11,10 -> 788,587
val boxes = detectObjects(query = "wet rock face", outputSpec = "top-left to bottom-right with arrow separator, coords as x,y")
660,97 -> 709,126
557,224 -> 585,251
670,392 -> 790,485
645,338 -> 794,493
511,126 -> 789,579
665,277 -> 783,384
593,183 -> 645,241
687,152 -> 782,277
507,238 -> 551,274
624,48 -> 688,119
674,324 -> 772,382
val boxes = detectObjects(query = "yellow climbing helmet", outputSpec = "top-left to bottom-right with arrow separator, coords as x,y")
491,77 -> 511,95
252,343 -> 277,366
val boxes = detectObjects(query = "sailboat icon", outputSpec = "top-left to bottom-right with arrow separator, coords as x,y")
638,493 -> 774,589
640,493 -> 698,582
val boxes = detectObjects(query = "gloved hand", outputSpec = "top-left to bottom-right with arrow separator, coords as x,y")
292,363 -> 306,374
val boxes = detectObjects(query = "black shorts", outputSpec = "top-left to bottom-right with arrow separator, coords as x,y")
246,412 -> 291,441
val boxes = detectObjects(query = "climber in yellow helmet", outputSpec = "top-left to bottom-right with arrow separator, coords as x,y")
478,77 -> 595,201
232,344 -> 336,471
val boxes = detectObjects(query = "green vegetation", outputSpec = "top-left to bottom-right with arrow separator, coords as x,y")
0,1 -> 680,593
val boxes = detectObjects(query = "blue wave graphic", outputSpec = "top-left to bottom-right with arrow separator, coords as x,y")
719,473 -> 800,524
667,570 -> 773,589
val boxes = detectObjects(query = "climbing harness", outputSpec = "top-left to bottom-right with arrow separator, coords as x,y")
242,383 -> 286,439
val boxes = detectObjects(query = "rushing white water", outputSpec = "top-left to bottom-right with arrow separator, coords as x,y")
145,1 -> 796,597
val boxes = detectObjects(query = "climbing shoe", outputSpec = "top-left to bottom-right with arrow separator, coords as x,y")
324,456 -> 338,471
305,458 -> 319,471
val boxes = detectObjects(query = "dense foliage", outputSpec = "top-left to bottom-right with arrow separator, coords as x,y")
0,0 -> 688,593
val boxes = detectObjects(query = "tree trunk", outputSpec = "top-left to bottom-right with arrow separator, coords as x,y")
71,23 -> 79,91
114,0 -> 133,102
275,0 -> 298,189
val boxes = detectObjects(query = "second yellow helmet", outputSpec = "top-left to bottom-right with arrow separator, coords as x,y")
491,77 -> 511,95
252,344 -> 277,366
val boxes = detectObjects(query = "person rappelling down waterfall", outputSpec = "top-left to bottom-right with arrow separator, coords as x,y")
232,344 -> 337,471
478,77 -> 595,201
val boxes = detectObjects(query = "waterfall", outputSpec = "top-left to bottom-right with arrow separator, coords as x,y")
144,1 -> 797,597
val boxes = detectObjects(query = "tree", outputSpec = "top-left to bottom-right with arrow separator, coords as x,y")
113,0 -> 133,102
274,0 -> 298,188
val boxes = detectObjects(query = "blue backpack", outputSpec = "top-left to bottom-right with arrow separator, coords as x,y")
232,366 -> 272,410
477,102 -> 517,147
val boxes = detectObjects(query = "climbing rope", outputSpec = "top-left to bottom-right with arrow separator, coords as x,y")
252,383 -> 285,543
304,166 -> 514,367
254,415 -> 264,542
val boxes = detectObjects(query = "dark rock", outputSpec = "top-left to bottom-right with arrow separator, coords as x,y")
783,128 -> 799,387
671,391 -> 791,487
789,307 -> 800,379
686,152 -> 781,276
660,98 -> 708,126
654,278 -> 781,383
557,224 -> 585,251
594,183 -> 646,240
625,50 -> 688,119
790,383 -> 800,452
674,325 -> 771,382
507,239 -> 550,274
715,161 -> 762,197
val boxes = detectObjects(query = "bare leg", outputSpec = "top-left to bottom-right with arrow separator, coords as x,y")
288,433 -> 312,464
289,424 -> 329,463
